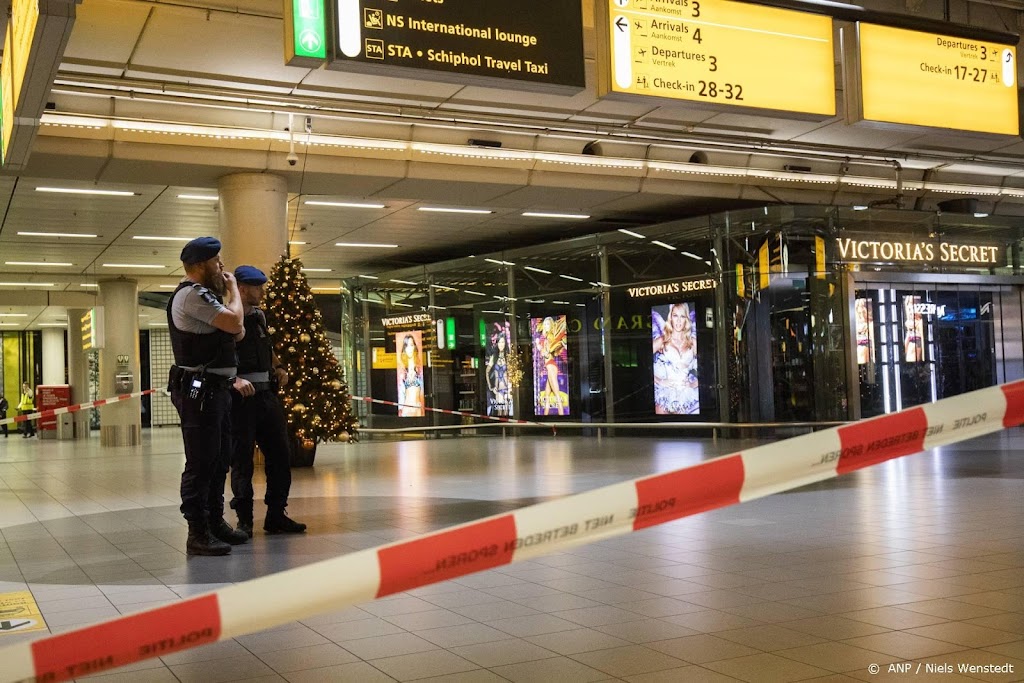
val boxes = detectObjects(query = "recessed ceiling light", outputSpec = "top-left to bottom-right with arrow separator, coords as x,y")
6,261 -> 73,266
36,187 -> 137,197
177,194 -> 219,201
522,212 -> 590,219
18,231 -> 97,238
0,282 -> 55,286
336,243 -> 399,248
133,236 -> 195,242
102,263 -> 166,269
301,268 -> 332,273
852,205 -> 869,211
524,266 -> 552,274
418,207 -> 493,215
652,240 -> 677,251
974,212 -> 989,218
618,229 -> 646,238
305,200 -> 386,209
559,274 -> 584,282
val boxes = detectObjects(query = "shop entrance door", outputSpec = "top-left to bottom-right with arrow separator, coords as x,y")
856,283 -> 1004,418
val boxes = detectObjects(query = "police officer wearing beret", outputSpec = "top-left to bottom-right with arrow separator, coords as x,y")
230,266 -> 306,537
167,237 -> 250,556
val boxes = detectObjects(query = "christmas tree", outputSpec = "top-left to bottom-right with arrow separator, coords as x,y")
264,256 -> 358,455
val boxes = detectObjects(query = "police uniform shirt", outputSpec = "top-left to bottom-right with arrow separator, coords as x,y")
171,282 -> 236,376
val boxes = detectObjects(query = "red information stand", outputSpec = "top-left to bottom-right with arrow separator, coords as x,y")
37,385 -> 71,431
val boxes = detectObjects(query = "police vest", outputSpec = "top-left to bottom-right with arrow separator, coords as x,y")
236,308 -> 274,374
166,282 -> 237,370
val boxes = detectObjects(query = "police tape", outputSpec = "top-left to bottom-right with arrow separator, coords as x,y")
352,395 -> 547,428
0,389 -> 159,427
1,380 -> 1022,683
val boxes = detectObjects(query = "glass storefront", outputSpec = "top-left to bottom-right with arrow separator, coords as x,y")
341,206 -> 1024,428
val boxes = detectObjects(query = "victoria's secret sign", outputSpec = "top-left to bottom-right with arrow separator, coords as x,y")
837,237 -> 1004,266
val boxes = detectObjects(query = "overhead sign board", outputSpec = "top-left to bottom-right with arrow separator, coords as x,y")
284,0 -> 327,66
836,237 -> 1005,267
600,0 -> 835,116
0,0 -> 78,169
328,0 -> 585,93
850,23 -> 1018,136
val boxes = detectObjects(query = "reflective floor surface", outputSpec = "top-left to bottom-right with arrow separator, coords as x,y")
0,427 -> 1022,682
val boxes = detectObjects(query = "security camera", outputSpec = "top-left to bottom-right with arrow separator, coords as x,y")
287,151 -> 299,166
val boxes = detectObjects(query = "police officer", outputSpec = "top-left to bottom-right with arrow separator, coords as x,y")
167,237 -> 250,556
230,266 -> 306,537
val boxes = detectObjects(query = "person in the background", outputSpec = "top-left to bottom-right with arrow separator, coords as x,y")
17,382 -> 36,438
0,392 -> 8,437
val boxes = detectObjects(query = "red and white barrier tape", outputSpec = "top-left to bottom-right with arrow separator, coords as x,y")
1,380 -> 1022,683
352,395 -> 546,427
0,389 -> 158,427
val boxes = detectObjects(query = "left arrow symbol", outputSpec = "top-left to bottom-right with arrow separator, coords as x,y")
615,17 -> 629,31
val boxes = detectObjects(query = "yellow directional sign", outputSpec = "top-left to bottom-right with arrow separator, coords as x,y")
855,23 -> 1018,136
601,0 -> 835,116
0,591 -> 47,635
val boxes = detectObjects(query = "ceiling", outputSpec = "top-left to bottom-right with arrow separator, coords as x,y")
2,0 -> 1024,331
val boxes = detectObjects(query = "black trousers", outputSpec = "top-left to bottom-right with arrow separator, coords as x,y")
19,411 -> 35,436
171,383 -> 231,522
1,411 -> 7,436
230,389 -> 292,512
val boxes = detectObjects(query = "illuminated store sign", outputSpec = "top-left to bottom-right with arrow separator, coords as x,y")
381,313 -> 432,328
837,238 -> 1004,266
852,23 -> 1018,135
601,0 -> 834,116
628,278 -> 716,299
331,0 -> 585,92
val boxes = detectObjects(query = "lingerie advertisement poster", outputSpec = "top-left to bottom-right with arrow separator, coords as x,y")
902,295 -> 925,363
855,297 -> 876,365
652,302 -> 700,415
485,321 -> 514,417
395,331 -> 424,417
531,316 -> 569,416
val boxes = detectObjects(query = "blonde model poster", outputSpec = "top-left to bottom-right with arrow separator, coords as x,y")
652,302 -> 699,415
855,298 -> 876,365
531,316 -> 569,416
902,296 -> 925,363
395,331 -> 424,417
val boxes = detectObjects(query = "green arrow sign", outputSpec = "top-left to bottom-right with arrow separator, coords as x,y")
285,0 -> 326,65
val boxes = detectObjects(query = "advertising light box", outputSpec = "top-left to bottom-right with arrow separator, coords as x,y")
330,0 -> 585,93
852,23 -> 1018,136
601,0 -> 835,116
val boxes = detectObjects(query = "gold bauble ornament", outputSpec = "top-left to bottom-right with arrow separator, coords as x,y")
288,346 -> 296,353
292,403 -> 306,413
330,380 -> 342,390
299,333 -> 311,343
302,438 -> 315,449
268,327 -> 276,334
338,432 -> 351,443
312,367 -> 319,375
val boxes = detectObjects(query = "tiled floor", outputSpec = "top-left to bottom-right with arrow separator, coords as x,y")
0,427 -> 1022,682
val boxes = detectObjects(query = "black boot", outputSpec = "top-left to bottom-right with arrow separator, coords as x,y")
236,504 -> 254,539
264,507 -> 307,534
186,520 -> 231,556
210,517 -> 249,545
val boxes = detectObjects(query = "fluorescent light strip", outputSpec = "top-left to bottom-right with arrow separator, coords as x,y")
390,279 -> 418,285
430,284 -> 457,291
305,200 -> 386,209
18,231 -> 97,238
464,290 -> 487,296
301,268 -> 332,272
652,241 -> 677,251
0,323 -> 19,327
358,275 -> 379,280
36,187 -> 137,197
336,243 -> 399,248
484,258 -> 516,266
522,212 -> 590,219
559,274 -> 584,282
524,266 -> 552,274
553,300 -> 570,305
38,323 -> 67,327
158,284 -> 179,289
6,261 -> 73,266
392,302 -> 413,308
618,229 -> 646,239
681,251 -> 703,261
289,241 -> 307,245
418,207 -> 493,215
177,194 -> 218,201
80,284 -> 99,288
0,313 -> 28,317
589,281 -> 610,287
149,322 -> 168,327
103,263 -> 166,269
133,235 -> 196,242
311,288 -> 340,293
427,305 -> 446,310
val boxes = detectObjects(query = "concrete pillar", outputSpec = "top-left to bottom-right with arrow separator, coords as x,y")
67,308 -> 91,439
41,328 -> 65,385
98,279 -> 141,447
217,173 -> 289,275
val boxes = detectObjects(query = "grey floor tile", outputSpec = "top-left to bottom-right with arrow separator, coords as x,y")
169,653 -> 277,682
523,627 -> 633,655
415,623 -> 512,648
339,632 -> 439,660
235,624 -> 330,653
368,649 -> 478,681
486,613 -> 581,637
715,624 -> 829,651
282,661 -> 397,682
774,641 -> 890,673
704,652 -> 833,682
76,666 -> 180,683
662,608 -> 766,633
510,593 -> 604,612
645,633 -> 762,663
842,631 -> 969,660
592,618 -> 701,644
623,665 -> 750,682
904,622 -> 1021,648
449,638 -> 557,667
255,643 -> 359,673
381,608 -> 474,631
490,655 -> 611,683
311,617 -> 406,642
451,600 -> 539,621
571,644 -> 689,677
410,671 -> 508,683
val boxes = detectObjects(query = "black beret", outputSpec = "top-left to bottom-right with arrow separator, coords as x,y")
180,236 -> 222,265
234,265 -> 268,285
